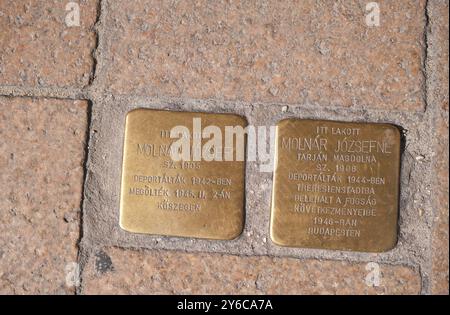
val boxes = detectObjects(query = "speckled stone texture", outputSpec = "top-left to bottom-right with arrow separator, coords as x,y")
81,247 -> 421,295
0,0 -> 98,88
101,0 -> 426,109
0,97 -> 88,294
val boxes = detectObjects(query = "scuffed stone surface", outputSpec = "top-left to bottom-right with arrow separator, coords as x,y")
0,0 -> 98,88
0,97 -> 88,294
102,0 -> 426,109
82,247 -> 421,295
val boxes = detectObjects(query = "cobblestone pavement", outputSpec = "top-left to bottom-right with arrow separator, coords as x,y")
0,0 -> 448,294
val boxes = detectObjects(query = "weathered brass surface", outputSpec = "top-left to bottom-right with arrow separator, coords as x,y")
270,119 -> 401,252
120,109 -> 246,240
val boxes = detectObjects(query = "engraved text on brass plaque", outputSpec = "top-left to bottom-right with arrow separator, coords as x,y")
120,109 -> 246,240
270,119 -> 401,252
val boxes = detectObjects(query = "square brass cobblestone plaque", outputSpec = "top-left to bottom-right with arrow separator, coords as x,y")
270,119 -> 401,252
120,109 -> 246,240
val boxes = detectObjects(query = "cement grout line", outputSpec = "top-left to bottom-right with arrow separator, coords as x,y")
416,0 -> 448,295
0,85 -> 428,119
422,0 -> 431,114
74,99 -> 94,296
0,86 -> 90,100
73,0 -> 107,295
88,242 -> 425,271
89,0 -> 109,92
111,241 -> 424,271
422,0 -> 449,295
87,0 -> 103,87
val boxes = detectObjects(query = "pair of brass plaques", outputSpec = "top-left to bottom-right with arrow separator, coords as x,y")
120,109 -> 401,252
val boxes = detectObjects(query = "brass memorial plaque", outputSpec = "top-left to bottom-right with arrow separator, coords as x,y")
270,119 -> 401,252
120,109 -> 246,240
